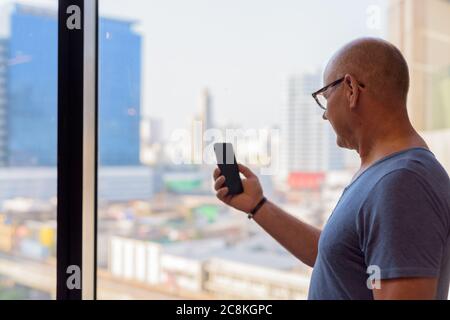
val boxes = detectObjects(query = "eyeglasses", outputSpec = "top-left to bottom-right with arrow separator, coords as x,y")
312,77 -> 365,111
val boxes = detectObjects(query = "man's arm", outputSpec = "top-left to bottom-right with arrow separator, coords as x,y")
359,169 -> 446,300
252,199 -> 321,267
373,278 -> 438,300
213,164 -> 321,268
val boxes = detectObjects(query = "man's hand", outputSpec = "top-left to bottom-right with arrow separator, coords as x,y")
213,163 -> 321,268
213,163 -> 264,213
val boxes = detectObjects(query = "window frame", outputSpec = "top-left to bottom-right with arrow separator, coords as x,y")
57,0 -> 98,300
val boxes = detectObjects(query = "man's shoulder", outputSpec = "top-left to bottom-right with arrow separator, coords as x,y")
376,148 -> 449,191
340,148 -> 450,216
363,152 -> 450,219
353,149 -> 450,214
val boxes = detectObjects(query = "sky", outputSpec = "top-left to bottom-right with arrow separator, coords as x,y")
6,0 -> 388,139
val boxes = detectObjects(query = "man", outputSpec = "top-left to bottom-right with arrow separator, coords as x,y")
212,38 -> 450,300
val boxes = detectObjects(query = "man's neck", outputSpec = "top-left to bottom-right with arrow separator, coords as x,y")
353,121 -> 428,179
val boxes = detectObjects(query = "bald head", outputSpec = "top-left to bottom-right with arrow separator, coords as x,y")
325,38 -> 410,104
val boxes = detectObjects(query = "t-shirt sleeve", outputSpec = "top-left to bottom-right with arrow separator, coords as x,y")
357,168 -> 449,279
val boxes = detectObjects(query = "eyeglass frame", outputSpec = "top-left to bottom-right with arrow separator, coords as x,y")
312,76 -> 365,111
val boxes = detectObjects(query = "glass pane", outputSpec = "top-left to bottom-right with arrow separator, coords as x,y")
97,0 -> 450,300
0,0 -> 58,300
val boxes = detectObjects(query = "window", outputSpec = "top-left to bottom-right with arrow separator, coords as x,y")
0,1 -> 58,299
95,0 -> 450,300
0,0 -> 449,300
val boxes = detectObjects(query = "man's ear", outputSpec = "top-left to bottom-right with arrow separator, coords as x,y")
344,74 -> 360,109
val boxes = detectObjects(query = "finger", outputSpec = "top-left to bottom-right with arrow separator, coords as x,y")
216,187 -> 229,201
223,194 -> 234,204
214,176 -> 225,191
213,167 -> 221,180
238,163 -> 255,178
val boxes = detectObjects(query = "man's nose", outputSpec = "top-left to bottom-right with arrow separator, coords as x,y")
322,111 -> 328,121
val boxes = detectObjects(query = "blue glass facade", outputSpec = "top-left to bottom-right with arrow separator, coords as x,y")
7,7 -> 58,166
0,39 -> 7,166
99,18 -> 141,166
6,5 -> 141,166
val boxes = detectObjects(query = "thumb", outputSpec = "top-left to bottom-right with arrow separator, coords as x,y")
238,163 -> 256,179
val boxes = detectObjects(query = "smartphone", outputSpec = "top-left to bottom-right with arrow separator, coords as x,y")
214,142 -> 244,195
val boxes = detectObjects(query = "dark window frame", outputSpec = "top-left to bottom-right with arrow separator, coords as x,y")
57,0 -> 98,300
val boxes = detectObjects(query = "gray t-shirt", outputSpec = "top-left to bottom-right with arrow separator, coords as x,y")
308,147 -> 450,300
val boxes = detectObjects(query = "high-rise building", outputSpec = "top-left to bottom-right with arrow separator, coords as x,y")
3,4 -> 142,166
98,17 -> 142,166
7,5 -> 58,166
281,71 -> 345,179
191,88 -> 214,164
200,88 -> 213,132
389,0 -> 450,131
142,117 -> 163,146
327,125 -> 346,170
282,72 -> 323,175
140,116 -> 164,165
0,39 -> 7,166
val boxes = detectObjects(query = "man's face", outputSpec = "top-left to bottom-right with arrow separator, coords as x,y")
322,69 -> 354,150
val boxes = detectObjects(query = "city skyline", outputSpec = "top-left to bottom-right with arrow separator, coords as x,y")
0,0 -> 449,301
1,0 -> 448,171
100,0 -> 388,139
3,0 -> 388,140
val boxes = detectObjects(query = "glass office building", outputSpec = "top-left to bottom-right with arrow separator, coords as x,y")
5,4 -> 141,167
